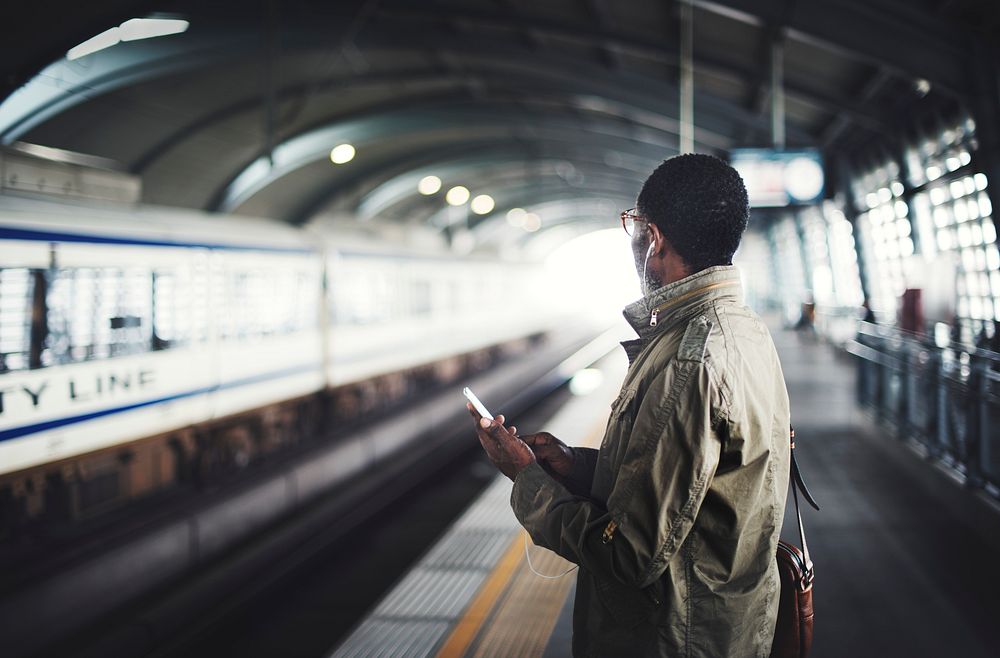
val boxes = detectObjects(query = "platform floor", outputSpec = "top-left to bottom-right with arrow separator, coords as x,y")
331,325 -> 1000,658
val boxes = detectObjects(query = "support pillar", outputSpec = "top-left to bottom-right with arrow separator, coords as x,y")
679,0 -> 694,154
771,39 -> 785,150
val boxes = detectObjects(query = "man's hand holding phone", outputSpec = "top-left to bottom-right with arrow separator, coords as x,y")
465,387 -> 574,482
466,404 -> 534,481
464,387 -> 534,480
518,432 -> 574,482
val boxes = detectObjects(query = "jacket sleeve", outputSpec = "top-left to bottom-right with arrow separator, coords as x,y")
511,359 -> 723,589
560,447 -> 599,497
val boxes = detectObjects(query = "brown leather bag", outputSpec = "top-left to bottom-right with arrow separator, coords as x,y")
770,428 -> 819,658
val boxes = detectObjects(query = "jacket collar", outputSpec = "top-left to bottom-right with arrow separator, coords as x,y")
619,265 -> 743,361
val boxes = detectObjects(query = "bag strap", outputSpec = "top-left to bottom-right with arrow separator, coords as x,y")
789,426 -> 820,586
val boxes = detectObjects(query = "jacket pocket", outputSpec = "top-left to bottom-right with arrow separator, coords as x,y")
592,571 -> 659,629
603,384 -> 639,450
610,383 -> 639,422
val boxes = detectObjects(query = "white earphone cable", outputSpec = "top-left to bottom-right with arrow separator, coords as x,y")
523,533 -> 578,579
641,241 -> 655,296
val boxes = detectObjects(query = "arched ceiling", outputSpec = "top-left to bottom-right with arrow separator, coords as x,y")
1,0 -> 998,247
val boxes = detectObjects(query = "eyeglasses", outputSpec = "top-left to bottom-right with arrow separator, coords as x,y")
620,208 -> 646,236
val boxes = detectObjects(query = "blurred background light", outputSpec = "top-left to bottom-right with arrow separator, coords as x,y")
418,175 -> 442,195
506,208 -> 526,227
470,194 -> 495,215
522,212 -> 542,232
545,228 -> 639,323
329,143 -> 355,164
446,186 -> 470,206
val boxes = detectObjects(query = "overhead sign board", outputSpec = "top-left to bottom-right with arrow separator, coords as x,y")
729,149 -> 825,207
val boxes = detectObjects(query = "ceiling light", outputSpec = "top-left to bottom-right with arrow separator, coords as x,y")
446,186 -> 470,206
522,213 -> 542,232
119,18 -> 189,41
67,18 -> 189,60
330,143 -> 355,164
67,28 -> 120,60
470,194 -> 495,215
418,175 -> 442,195
506,208 -> 526,227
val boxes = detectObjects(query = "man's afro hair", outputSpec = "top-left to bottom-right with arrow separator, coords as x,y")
637,153 -> 749,272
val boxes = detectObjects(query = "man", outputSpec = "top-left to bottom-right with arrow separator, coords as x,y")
469,153 -> 791,657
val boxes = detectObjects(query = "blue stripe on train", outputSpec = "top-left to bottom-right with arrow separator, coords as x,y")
0,363 -> 322,443
0,226 -> 316,253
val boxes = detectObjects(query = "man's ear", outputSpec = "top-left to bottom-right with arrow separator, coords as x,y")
647,222 -> 665,257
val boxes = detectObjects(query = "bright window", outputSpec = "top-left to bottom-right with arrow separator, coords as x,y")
44,267 -> 153,364
220,265 -> 318,340
854,160 -> 910,317
908,116 -> 996,338
769,216 -> 808,322
0,268 -> 35,372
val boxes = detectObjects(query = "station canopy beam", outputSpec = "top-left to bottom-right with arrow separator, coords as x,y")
0,0 -> 995,248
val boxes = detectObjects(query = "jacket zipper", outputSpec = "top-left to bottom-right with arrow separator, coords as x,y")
649,280 -> 739,327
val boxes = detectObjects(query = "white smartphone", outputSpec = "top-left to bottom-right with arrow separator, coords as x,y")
463,386 -> 494,421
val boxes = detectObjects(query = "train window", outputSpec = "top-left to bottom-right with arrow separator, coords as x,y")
0,268 -> 34,372
221,270 -> 266,339
332,266 -> 391,326
264,267 -> 316,334
328,268 -> 350,325
289,269 -> 317,331
191,258 -> 211,342
329,259 -> 459,326
377,270 -> 397,322
449,280 -> 462,312
220,265 -> 318,339
44,266 -> 153,365
152,267 -> 208,349
411,279 -> 432,316
329,266 -> 357,325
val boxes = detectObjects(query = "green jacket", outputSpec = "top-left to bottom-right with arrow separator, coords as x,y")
512,265 -> 790,657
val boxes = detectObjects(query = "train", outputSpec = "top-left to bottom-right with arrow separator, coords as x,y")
0,195 -> 557,533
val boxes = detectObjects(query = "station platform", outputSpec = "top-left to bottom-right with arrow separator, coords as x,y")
331,323 -> 1000,658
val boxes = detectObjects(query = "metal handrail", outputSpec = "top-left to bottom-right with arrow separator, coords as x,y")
849,325 -> 1000,498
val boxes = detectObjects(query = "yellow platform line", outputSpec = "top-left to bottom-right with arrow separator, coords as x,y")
435,417 -> 609,658
469,541 -> 576,657
435,531 -> 527,657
